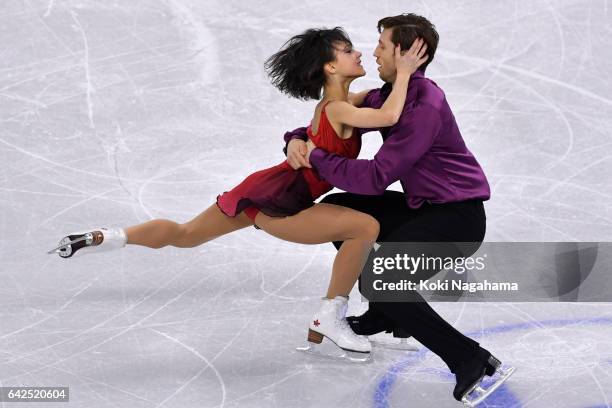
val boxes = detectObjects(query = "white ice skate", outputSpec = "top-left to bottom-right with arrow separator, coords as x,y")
296,296 -> 372,363
47,227 -> 127,258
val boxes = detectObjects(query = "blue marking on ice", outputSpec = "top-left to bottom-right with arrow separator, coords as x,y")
374,316 -> 612,408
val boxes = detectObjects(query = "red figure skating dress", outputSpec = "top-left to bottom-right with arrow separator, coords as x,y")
217,102 -> 361,221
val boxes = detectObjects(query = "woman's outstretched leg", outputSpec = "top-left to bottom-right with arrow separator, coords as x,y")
126,204 -> 253,249
52,204 -> 253,258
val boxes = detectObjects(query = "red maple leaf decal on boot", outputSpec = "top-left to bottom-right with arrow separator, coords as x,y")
313,319 -> 320,327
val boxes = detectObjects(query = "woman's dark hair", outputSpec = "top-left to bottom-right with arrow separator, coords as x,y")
265,27 -> 352,100
377,14 -> 439,73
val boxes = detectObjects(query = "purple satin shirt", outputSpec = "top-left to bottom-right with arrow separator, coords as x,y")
283,71 -> 491,208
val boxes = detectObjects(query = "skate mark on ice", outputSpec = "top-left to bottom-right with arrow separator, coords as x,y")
210,369 -> 307,408
503,306 -> 611,407
259,245 -> 319,301
375,317 -> 612,408
0,256 -> 252,381
43,0 -> 54,18
440,49 -> 612,108
151,329 -> 227,408
69,10 -> 95,129
0,279 -> 96,340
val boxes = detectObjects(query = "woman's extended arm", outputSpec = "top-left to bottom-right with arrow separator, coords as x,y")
326,38 -> 428,129
347,89 -> 372,107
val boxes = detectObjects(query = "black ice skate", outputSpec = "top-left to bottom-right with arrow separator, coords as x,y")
347,308 -> 418,351
453,348 -> 515,407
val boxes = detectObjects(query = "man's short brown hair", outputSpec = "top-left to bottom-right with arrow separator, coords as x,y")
377,14 -> 439,73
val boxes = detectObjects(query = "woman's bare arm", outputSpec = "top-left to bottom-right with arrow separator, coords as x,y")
327,38 -> 428,129
347,90 -> 372,107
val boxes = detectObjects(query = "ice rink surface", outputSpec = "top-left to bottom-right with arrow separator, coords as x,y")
1,0 -> 612,407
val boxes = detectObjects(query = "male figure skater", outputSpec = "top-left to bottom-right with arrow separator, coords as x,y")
284,13 -> 514,405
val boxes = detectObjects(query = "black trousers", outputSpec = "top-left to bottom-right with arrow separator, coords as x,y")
321,190 -> 486,372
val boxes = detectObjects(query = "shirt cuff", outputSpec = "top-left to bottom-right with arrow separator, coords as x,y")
309,148 -> 327,170
289,133 -> 308,142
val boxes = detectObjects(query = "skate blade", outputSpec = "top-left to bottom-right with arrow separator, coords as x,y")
296,343 -> 372,363
46,235 -> 89,255
461,366 -> 516,407
371,338 -> 418,351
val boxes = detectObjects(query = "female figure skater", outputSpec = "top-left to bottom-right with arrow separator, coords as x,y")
49,28 -> 428,356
